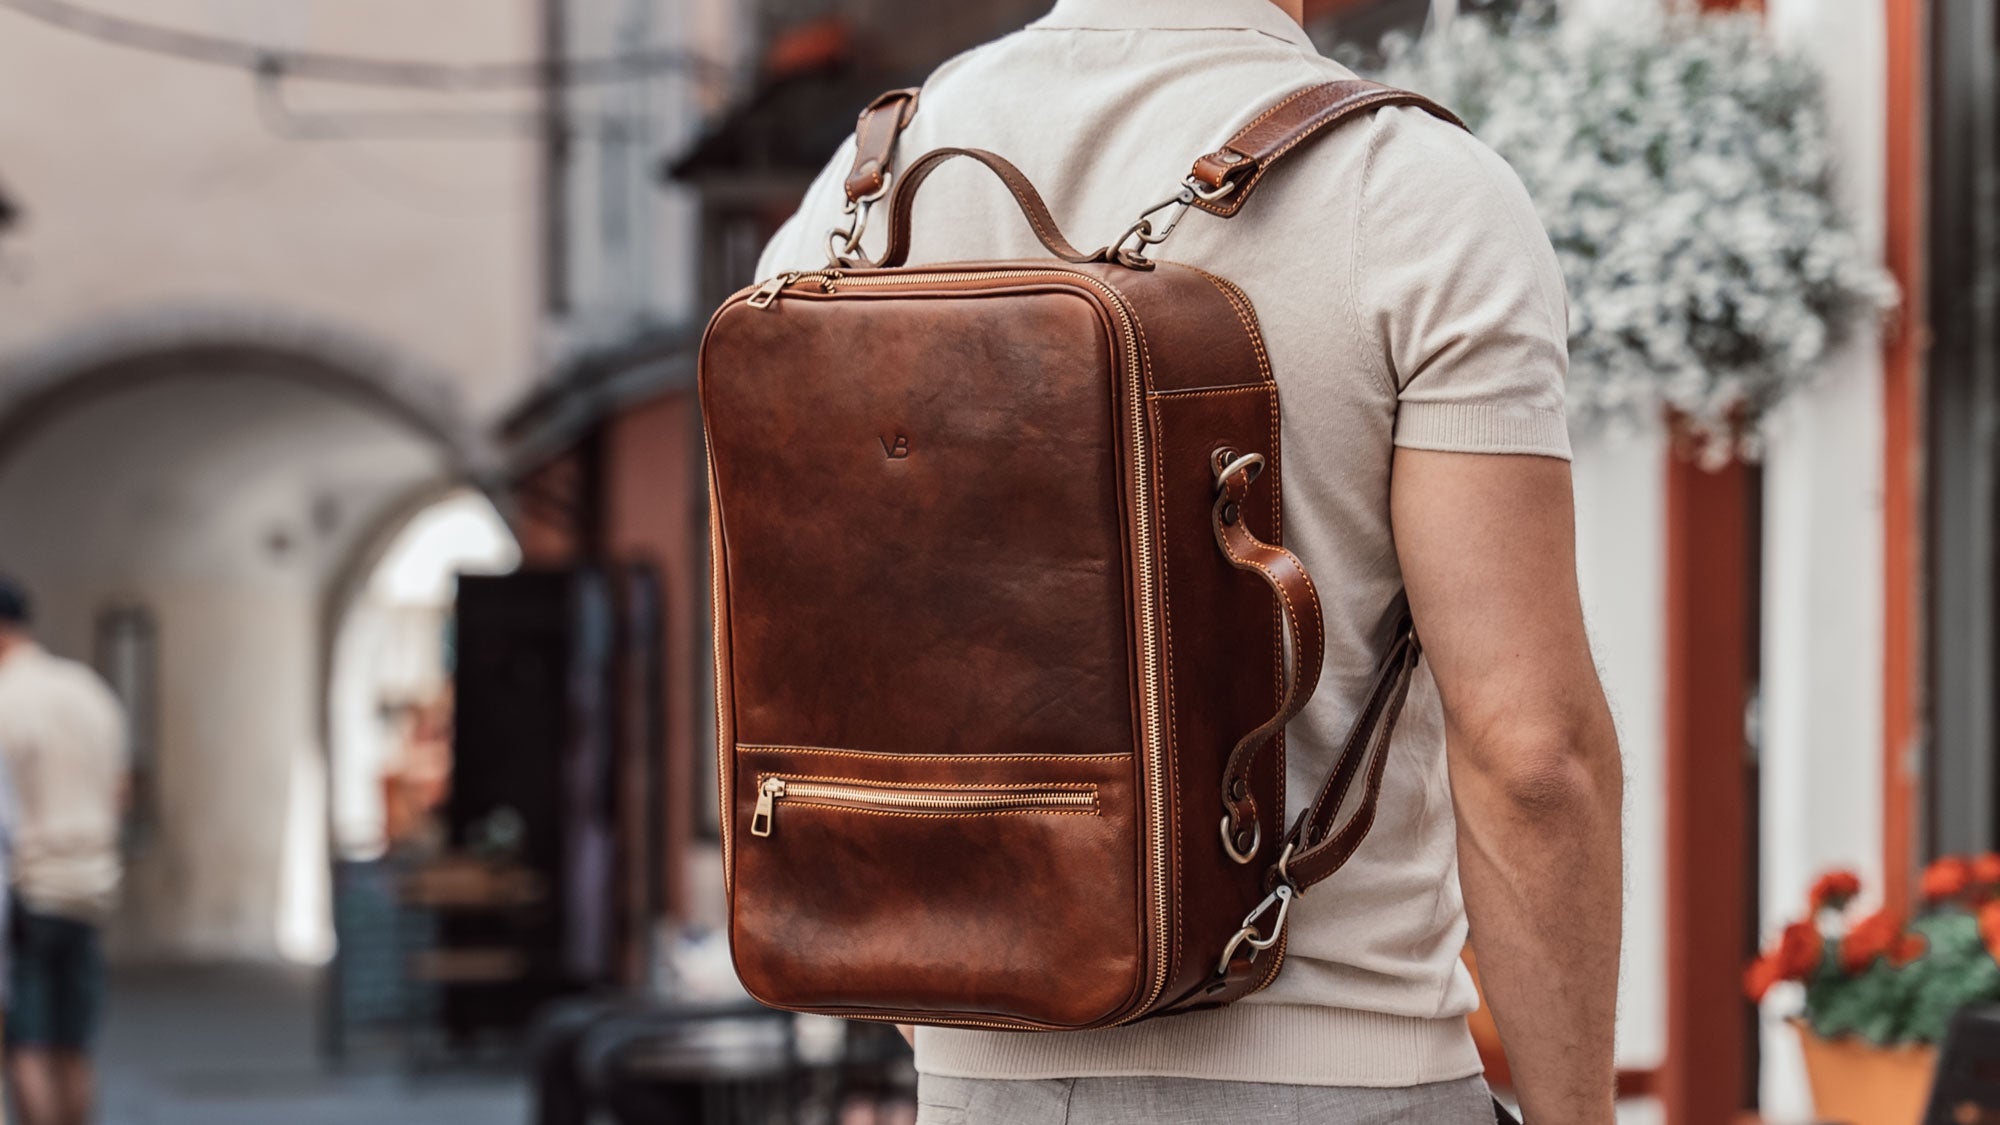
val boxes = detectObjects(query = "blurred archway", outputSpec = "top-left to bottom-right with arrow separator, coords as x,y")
0,342 -> 487,964
325,489 -> 518,866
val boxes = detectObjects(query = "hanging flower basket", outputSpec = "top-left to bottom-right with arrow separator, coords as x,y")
1377,11 -> 1896,461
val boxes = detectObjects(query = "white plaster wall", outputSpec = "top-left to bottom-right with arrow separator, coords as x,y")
0,1 -> 542,962
549,0 -> 742,355
0,0 -> 541,422
1572,424 -> 1670,1072
1552,0 -> 1673,1081
1756,0 -> 1890,1114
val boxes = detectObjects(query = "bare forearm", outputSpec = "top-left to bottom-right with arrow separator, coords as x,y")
1389,448 -> 1624,1119
1453,719 -> 1622,1123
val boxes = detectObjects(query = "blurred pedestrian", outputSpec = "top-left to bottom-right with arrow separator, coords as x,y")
0,577 -> 128,1125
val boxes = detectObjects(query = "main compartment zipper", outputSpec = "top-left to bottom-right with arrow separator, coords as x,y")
723,266 -> 1172,1025
750,777 -> 1097,837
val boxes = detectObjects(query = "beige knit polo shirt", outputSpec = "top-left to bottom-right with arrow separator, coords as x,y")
754,0 -> 1572,1090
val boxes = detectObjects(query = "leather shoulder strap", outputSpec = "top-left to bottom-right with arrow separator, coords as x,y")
844,87 -> 920,205
1186,79 -> 1464,219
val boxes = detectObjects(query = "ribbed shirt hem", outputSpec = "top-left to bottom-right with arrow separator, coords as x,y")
1394,401 -> 1573,461
916,1005 -> 1483,1089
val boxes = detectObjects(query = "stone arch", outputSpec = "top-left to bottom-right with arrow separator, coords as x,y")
0,307 -> 510,962
0,306 -> 494,474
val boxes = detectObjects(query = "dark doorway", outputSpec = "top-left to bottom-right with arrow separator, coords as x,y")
1927,0 -> 2000,856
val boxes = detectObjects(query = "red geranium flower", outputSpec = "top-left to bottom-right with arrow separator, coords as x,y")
1979,901 -> 2000,963
1890,932 -> 1927,966
1809,870 -> 1861,913
1974,853 -> 2000,887
1772,921 -> 1824,979
1841,909 -> 1908,973
1744,955 -> 1783,1003
1923,856 -> 1974,901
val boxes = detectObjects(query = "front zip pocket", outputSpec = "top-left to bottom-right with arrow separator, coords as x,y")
750,775 -> 1098,838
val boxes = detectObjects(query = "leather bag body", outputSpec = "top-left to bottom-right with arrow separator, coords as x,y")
699,81 -> 1456,1031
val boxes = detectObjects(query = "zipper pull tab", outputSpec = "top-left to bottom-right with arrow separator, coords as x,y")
746,272 -> 800,310
751,778 -> 785,837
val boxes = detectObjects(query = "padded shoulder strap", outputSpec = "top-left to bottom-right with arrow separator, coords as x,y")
1185,79 -> 1464,218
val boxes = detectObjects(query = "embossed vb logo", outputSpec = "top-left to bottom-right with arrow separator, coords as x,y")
879,434 -> 910,460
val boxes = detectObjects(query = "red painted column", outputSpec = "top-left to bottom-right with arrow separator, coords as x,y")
1660,438 -> 1755,1125
1655,5 -> 1764,1123
1879,0 -> 1926,914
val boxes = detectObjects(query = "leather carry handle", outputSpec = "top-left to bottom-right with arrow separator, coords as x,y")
871,146 -> 1108,268
840,79 -> 1459,267
1187,79 -> 1464,219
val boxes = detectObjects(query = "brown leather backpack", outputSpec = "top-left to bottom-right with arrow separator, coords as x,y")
700,80 -> 1461,1030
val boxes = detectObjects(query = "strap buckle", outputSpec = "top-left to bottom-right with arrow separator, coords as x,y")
1215,877 -> 1294,976
1110,176 -> 1236,269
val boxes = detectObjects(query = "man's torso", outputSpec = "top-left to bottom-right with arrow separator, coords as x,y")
754,0 -> 1570,1088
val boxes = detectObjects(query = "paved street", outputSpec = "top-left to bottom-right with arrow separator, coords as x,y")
97,964 -> 528,1125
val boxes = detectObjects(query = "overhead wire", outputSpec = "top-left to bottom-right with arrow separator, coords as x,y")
0,0 -> 734,90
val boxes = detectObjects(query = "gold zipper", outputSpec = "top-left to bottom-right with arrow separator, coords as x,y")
747,269 -> 841,308
750,777 -> 1096,838
705,436 -> 735,890
724,266 -> 1173,1022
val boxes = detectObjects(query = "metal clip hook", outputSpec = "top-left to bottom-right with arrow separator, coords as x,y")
1111,176 -> 1239,268
1215,884 -> 1294,976
825,170 -> 896,267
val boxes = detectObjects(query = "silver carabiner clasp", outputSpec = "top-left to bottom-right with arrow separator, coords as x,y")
1111,176 -> 1239,269
1215,883 -> 1294,976
826,170 -> 896,267
1110,185 -> 1196,268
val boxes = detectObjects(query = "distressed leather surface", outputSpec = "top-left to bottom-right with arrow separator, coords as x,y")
705,289 -> 1133,762
701,264 -> 1292,1027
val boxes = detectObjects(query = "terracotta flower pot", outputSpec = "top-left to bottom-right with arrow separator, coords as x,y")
1794,1021 -> 1938,1125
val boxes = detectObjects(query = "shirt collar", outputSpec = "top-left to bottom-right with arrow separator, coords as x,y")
1030,0 -> 1316,51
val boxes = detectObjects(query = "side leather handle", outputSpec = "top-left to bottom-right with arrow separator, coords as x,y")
1209,448 -> 1423,893
1211,451 -> 1326,860
1186,79 -> 1465,219
870,146 -> 1108,269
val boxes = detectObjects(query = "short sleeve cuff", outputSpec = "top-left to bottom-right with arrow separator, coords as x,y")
1394,401 -> 1573,461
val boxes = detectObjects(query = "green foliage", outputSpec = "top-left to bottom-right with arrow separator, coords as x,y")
1805,911 -> 2000,1045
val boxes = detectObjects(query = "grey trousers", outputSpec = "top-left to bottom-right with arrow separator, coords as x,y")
915,1074 -> 1496,1124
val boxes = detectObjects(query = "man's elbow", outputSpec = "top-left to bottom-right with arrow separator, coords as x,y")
1454,702 -> 1621,821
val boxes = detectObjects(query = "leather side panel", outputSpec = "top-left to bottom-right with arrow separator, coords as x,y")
1090,259 -> 1287,1012
1145,382 -> 1287,1010
1072,262 -> 1270,393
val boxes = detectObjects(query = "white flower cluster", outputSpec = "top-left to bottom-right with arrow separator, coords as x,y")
1378,12 -> 1896,454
